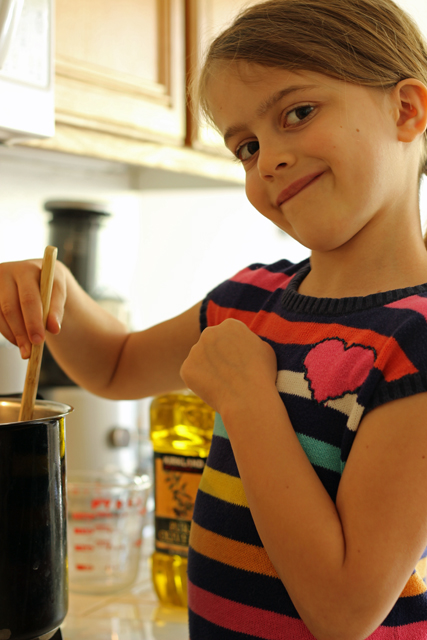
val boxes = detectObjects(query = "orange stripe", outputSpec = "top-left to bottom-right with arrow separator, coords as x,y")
190,521 -> 279,578
206,302 -> 417,382
400,570 -> 427,598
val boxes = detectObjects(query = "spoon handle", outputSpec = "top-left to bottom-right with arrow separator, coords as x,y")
19,245 -> 58,422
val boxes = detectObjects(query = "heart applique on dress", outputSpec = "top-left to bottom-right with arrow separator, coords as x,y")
303,338 -> 376,403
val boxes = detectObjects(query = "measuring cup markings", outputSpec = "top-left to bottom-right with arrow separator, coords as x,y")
74,544 -> 94,551
76,564 -> 95,571
73,526 -> 95,534
88,497 -> 144,509
91,498 -> 111,509
71,512 -> 96,520
71,511 -> 116,519
95,524 -> 114,532
95,541 -> 113,549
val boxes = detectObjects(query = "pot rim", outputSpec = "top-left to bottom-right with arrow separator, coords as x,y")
0,397 -> 73,426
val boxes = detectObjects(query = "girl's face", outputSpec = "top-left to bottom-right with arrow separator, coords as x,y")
206,64 -> 415,253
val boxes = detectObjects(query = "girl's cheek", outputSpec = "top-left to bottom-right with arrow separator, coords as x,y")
245,176 -> 265,211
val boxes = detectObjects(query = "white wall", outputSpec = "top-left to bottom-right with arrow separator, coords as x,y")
395,0 -> 427,37
0,147 -> 130,262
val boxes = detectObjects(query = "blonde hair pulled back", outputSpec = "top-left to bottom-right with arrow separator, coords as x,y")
197,0 -> 427,176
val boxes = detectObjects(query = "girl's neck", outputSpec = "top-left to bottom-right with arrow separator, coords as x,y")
298,216 -> 427,299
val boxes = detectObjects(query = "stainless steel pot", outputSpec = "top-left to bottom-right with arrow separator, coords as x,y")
0,398 -> 72,640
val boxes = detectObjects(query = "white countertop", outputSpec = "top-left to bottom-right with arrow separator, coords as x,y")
61,537 -> 189,640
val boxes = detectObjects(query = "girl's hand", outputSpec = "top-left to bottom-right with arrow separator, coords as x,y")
180,318 -> 278,414
0,259 -> 67,359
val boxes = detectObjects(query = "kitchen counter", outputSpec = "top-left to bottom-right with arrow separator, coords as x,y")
61,535 -> 189,640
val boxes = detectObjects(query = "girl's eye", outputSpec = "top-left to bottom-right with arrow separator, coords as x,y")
236,140 -> 259,162
233,105 -> 314,162
285,105 -> 315,126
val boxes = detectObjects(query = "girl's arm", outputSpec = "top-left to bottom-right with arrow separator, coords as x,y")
0,258 -> 201,399
181,318 -> 427,640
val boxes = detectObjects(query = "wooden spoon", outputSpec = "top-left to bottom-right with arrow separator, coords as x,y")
18,245 -> 58,422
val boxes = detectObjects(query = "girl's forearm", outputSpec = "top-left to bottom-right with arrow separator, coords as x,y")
46,267 -> 129,395
48,269 -> 202,400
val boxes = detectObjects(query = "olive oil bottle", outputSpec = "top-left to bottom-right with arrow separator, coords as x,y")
150,390 -> 214,607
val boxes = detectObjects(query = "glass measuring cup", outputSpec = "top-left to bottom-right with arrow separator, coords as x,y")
67,470 -> 151,594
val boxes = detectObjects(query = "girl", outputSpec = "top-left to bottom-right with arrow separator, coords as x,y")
1,0 -> 427,638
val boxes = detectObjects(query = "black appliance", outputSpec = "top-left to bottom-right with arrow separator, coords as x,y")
40,200 -> 110,388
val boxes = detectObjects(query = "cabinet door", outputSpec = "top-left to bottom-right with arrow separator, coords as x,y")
55,0 -> 186,145
186,0 -> 259,155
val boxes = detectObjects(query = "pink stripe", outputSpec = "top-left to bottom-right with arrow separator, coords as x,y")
230,267 -> 294,293
386,295 -> 427,323
188,580 -> 427,639
367,619 -> 427,639
188,579 -> 316,639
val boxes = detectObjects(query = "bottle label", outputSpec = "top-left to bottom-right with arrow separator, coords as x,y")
154,452 -> 206,556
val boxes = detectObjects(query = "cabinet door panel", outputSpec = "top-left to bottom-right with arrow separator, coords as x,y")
56,0 -> 159,81
55,0 -> 185,144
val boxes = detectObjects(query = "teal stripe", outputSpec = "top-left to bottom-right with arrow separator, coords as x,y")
213,413 -> 229,439
215,414 -> 342,474
296,433 -> 342,474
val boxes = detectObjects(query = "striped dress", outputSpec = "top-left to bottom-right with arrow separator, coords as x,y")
188,258 -> 427,639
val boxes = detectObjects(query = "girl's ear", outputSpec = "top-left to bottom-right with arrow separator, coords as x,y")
394,78 -> 427,143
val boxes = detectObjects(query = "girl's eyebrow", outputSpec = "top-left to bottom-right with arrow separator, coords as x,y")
223,83 -> 317,145
256,83 -> 317,116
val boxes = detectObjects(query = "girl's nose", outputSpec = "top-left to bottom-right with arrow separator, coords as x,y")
257,138 -> 294,180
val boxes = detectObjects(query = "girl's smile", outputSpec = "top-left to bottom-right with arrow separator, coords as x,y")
276,171 -> 325,207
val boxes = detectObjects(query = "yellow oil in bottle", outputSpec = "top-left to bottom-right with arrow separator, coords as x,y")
150,391 -> 214,607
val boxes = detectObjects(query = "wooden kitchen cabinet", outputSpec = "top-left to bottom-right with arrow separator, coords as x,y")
24,0 -> 245,185
55,0 -> 186,146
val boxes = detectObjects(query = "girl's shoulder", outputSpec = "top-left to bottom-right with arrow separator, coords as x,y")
223,257 -> 306,289
200,258 -> 307,331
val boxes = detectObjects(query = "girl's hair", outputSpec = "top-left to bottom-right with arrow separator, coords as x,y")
197,0 -> 427,177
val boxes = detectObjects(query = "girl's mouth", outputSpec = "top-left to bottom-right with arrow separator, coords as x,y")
276,171 -> 324,207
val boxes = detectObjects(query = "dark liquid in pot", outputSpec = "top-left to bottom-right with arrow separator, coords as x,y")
0,414 -> 68,640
